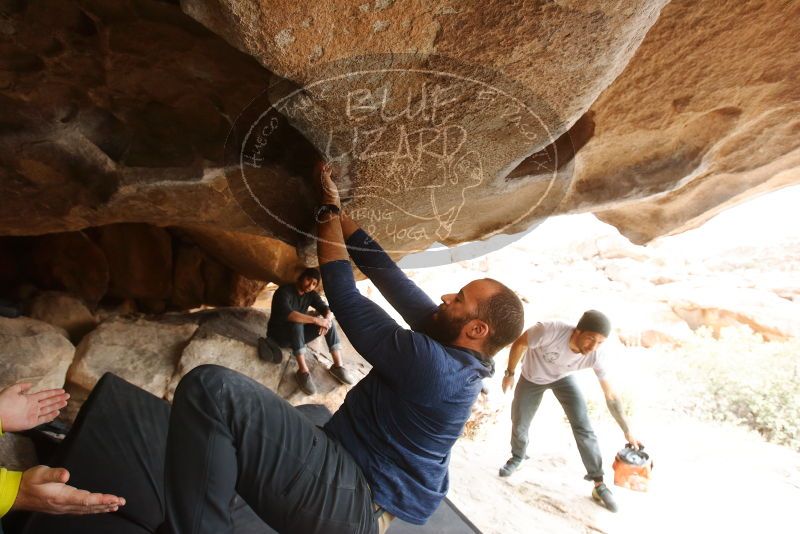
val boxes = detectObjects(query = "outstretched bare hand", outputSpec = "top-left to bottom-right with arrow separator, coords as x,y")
12,466 -> 126,515
0,383 -> 69,433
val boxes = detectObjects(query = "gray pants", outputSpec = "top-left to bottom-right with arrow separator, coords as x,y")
510,374 -> 604,481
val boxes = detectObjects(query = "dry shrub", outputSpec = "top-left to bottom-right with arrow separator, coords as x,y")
671,327 -> 800,450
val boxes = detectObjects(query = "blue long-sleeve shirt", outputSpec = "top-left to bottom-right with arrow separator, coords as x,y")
321,229 -> 491,525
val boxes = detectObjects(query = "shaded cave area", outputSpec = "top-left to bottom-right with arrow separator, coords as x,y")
0,222 -> 292,319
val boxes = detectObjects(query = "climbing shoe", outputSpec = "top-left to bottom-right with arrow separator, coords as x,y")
592,482 -> 618,512
499,456 -> 523,477
328,364 -> 355,385
296,371 -> 317,395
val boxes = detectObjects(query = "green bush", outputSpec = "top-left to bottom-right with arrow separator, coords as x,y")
674,328 -> 800,451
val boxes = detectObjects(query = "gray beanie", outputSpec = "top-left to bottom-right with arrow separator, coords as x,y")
576,310 -> 611,337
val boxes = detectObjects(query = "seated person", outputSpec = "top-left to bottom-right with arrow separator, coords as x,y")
0,382 -> 124,523
267,267 -> 353,394
159,163 -> 525,533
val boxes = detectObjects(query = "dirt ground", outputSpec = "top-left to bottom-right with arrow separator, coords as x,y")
446,367 -> 800,534
383,190 -> 800,533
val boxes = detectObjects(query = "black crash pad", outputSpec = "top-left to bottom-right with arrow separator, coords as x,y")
16,373 -> 481,534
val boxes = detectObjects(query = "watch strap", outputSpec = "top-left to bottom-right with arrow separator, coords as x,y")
315,203 -> 341,222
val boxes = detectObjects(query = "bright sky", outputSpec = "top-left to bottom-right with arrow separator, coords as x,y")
651,184 -> 800,253
399,185 -> 800,268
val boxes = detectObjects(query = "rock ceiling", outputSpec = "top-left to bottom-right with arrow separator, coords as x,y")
1,0 -> 797,288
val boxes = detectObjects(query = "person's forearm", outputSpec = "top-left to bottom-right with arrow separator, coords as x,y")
606,396 -> 631,434
506,339 -> 526,373
317,213 -> 348,264
287,311 -> 319,325
340,211 -> 359,241
337,214 -> 437,329
0,468 -> 21,518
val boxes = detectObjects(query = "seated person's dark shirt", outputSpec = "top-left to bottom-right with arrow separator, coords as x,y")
267,284 -> 330,335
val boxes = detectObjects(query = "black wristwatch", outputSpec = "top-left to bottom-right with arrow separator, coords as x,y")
315,203 -> 341,222
504,369 -> 514,378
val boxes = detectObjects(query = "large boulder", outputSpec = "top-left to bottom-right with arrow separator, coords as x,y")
25,290 -> 98,343
665,285 -> 800,342
0,0 -> 670,270
569,0 -> 800,243
182,0 -> 666,140
66,316 -> 199,401
274,331 -> 370,414
0,0 -> 796,299
198,257 -> 268,309
0,317 -> 74,391
166,308 -> 370,414
165,308 -> 277,400
178,226 -> 304,286
186,1 -> 669,252
0,0 -> 269,237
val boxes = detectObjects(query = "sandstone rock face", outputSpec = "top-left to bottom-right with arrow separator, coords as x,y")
0,232 -> 110,305
0,0 -> 670,273
0,0 -> 797,301
183,0 -> 666,140
667,286 -> 799,342
188,0 -> 669,252
274,333 -> 369,414
93,224 -> 173,302
25,291 -> 98,343
0,0 -> 310,286
172,241 -> 271,309
171,244 -> 208,310
567,0 -> 800,242
0,224 -> 271,312
66,316 -> 199,400
179,226 -> 304,286
0,317 -> 74,391
0,0 -> 270,236
166,307 -> 369,413
165,308 -> 277,400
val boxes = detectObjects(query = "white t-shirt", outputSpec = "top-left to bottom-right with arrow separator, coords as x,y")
520,321 -> 609,385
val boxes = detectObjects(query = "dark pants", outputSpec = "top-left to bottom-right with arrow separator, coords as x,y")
164,365 -> 378,534
268,323 -> 341,357
15,373 -> 170,534
510,374 -> 604,481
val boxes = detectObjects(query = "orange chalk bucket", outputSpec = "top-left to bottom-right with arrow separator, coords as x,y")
612,444 -> 653,492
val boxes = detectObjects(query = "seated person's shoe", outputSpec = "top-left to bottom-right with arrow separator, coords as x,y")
328,364 -> 354,385
499,456 -> 523,477
591,482 -> 618,512
296,371 -> 317,395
